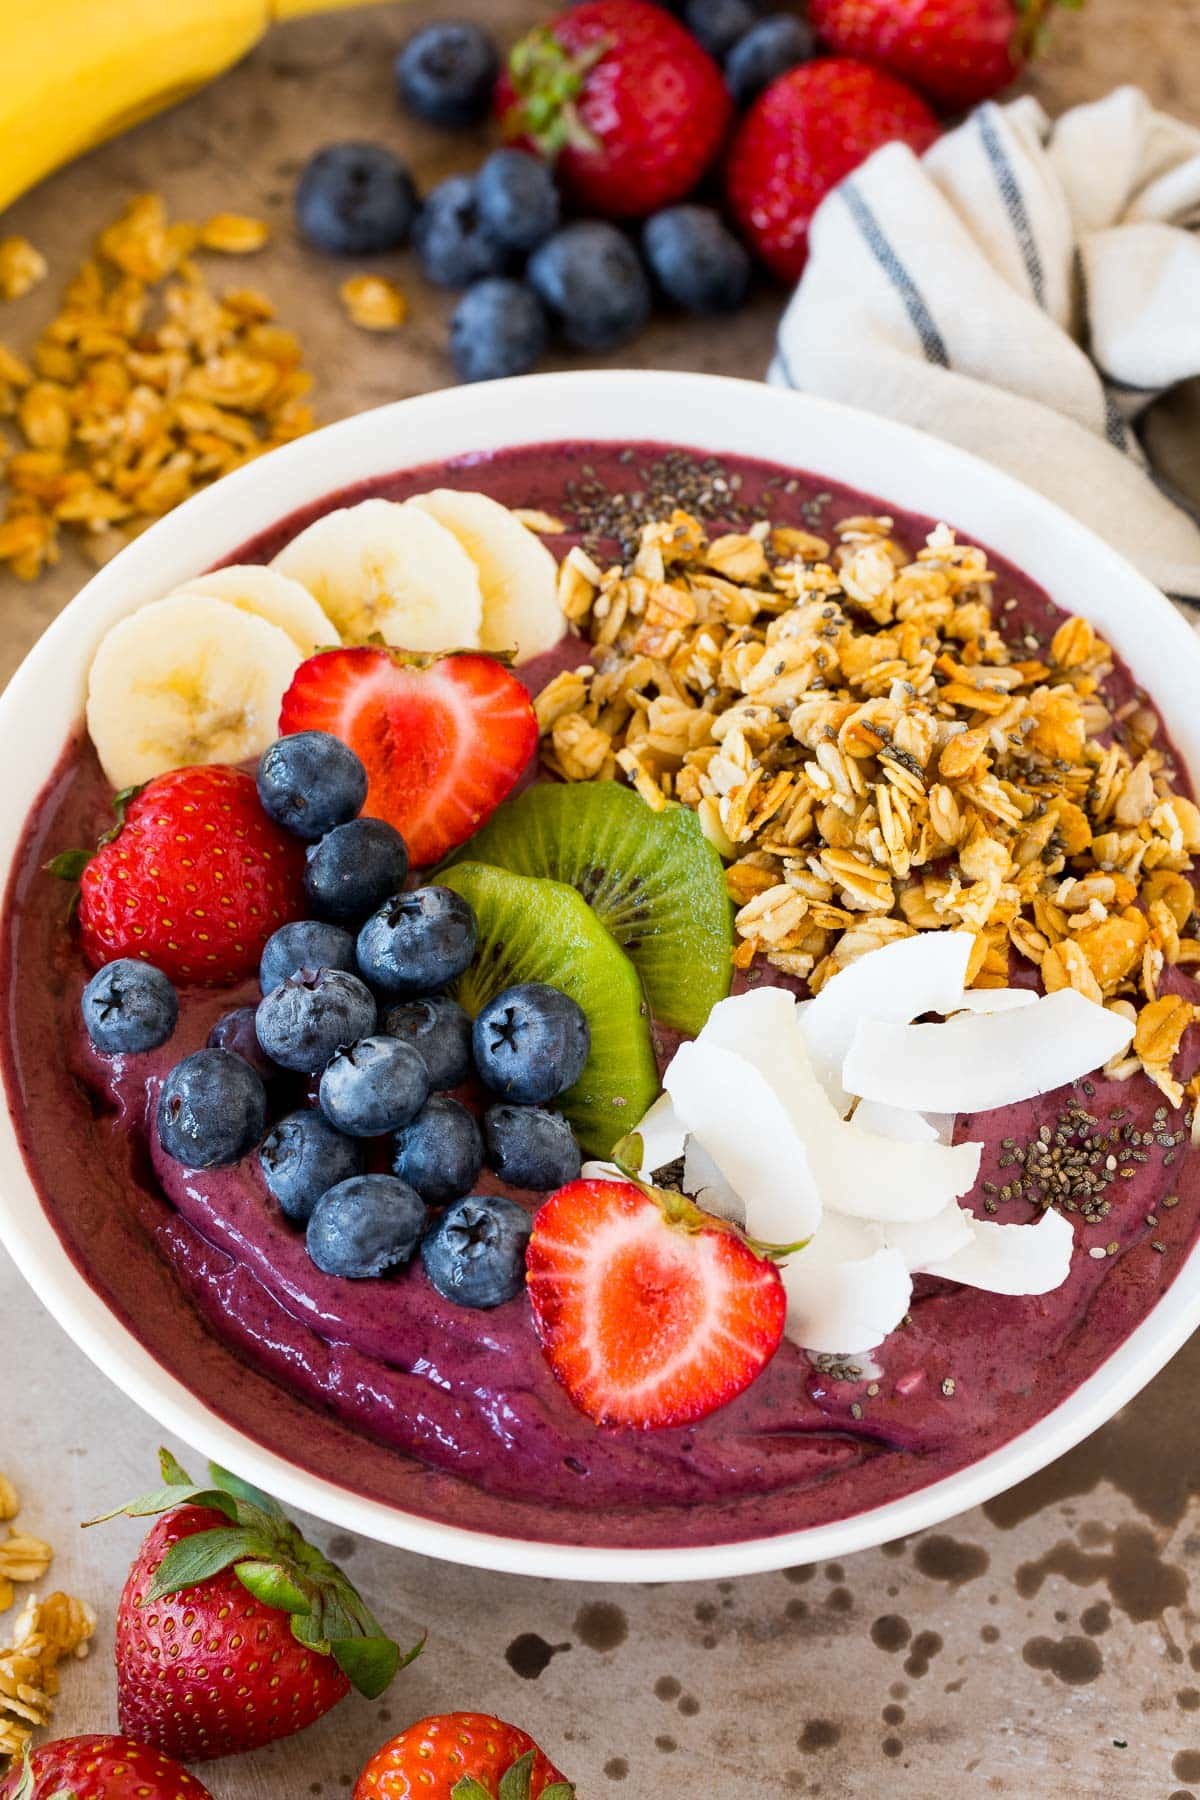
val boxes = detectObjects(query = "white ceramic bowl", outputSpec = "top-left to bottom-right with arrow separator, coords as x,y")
3,370 -> 1199,1583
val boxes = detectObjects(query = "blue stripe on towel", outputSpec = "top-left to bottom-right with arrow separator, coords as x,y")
977,106 -> 1046,309
840,183 -> 950,367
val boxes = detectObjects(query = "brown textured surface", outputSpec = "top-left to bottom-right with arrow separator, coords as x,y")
3,2 -> 1200,1793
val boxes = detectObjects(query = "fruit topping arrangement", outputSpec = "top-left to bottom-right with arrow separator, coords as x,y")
284,0 -> 1077,384
64,483 -> 1199,1437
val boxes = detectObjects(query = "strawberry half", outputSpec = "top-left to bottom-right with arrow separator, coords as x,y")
526,1178 -> 787,1430
278,649 -> 538,868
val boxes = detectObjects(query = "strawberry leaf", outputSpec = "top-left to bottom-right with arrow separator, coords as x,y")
329,1633 -> 404,1698
207,1461 -> 287,1521
7,1746 -> 35,1800
84,1483 -> 240,1528
158,1447 -> 194,1486
450,1782 -> 493,1800
234,1559 -> 311,1615
44,848 -> 91,881
497,1752 -> 534,1800
145,1526 -> 270,1600
540,1788 -> 576,1798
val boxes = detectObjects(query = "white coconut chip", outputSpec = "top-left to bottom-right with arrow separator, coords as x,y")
843,988 -> 1136,1115
782,1219 -> 912,1355
921,1205 -> 1074,1295
883,1203 -> 975,1272
630,1090 -> 688,1176
683,1138 -> 746,1226
947,987 -> 1038,1015
799,930 -> 974,1110
851,1098 -> 939,1143
671,996 -> 981,1231
665,1039 -> 823,1244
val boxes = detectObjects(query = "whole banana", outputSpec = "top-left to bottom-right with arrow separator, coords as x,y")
1,0 -> 386,219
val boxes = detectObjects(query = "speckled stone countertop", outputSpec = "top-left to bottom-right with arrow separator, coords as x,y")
3,3 -> 1200,1794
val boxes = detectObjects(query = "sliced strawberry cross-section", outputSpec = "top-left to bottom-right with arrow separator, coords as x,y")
526,1177 -> 787,1429
279,647 -> 538,868
278,648 -> 536,871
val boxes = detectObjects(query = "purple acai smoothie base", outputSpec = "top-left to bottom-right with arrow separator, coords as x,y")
4,440 -> 1200,1552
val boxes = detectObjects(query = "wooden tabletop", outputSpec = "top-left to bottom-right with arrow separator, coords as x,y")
3,4 -> 1200,1795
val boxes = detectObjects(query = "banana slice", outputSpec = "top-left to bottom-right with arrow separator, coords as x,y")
270,497 -> 484,652
174,564 -> 337,658
86,594 -> 301,790
405,488 -> 563,663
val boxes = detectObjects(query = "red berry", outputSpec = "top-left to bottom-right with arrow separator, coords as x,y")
495,0 -> 732,219
526,1178 -> 787,1429
116,1505 -> 351,1761
725,57 -> 940,282
810,0 -> 1048,110
354,1712 -> 572,1799
77,766 -> 305,986
0,1734 -> 215,1799
279,648 -> 538,869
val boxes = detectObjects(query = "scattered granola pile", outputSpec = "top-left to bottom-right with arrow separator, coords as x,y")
0,1475 -> 95,1764
0,238 -> 47,303
0,194 -> 315,581
537,509 -> 1200,1105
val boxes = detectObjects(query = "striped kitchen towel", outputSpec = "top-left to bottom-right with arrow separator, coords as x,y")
769,87 -> 1200,607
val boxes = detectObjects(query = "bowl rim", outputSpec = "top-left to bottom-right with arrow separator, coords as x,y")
4,366 -> 1200,1583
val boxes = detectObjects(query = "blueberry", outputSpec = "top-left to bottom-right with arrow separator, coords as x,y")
81,959 -> 177,1054
724,12 -> 815,106
395,20 -> 500,128
527,222 -> 652,352
684,0 -> 761,58
357,886 -> 477,997
304,818 -> 409,925
157,1049 -> 267,1169
207,1006 -> 279,1081
449,278 -> 549,384
642,205 -> 751,315
296,142 -> 418,256
260,920 -> 358,993
484,1104 -> 581,1190
256,732 -> 367,841
475,149 -> 561,253
472,982 -> 590,1104
258,1109 -> 364,1223
392,1095 -> 484,1205
381,995 -> 473,1089
421,1194 -> 532,1308
307,1174 -> 428,1279
414,177 -> 509,289
319,1034 -> 430,1137
256,968 -> 377,1073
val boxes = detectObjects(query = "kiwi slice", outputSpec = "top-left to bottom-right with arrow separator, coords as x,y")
448,782 -> 733,1035
441,861 -> 659,1158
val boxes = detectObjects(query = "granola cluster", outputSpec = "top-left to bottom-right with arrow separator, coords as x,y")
536,509 -> 1200,1106
0,1475 -> 95,1764
0,194 -> 315,580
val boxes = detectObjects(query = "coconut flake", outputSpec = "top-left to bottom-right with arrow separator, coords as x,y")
782,1217 -> 912,1355
921,1205 -> 1074,1295
665,1039 -> 823,1244
683,1137 -> 745,1226
843,989 -> 1136,1114
632,1090 -> 687,1177
884,1203 -> 974,1271
800,930 -> 974,1109
673,997 -> 981,1230
948,987 -> 1038,1015
851,1098 -> 939,1144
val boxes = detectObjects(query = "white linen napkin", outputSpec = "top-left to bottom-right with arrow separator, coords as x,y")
768,87 -> 1200,608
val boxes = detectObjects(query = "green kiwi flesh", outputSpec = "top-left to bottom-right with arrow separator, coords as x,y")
440,861 -> 659,1158
448,781 -> 732,1035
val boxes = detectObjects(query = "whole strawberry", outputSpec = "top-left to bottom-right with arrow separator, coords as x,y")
0,1736 -> 214,1800
495,0 -> 732,218
93,1451 -> 421,1762
354,1713 -> 574,1799
61,765 -> 305,985
725,57 -> 940,282
810,0 -> 1077,110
